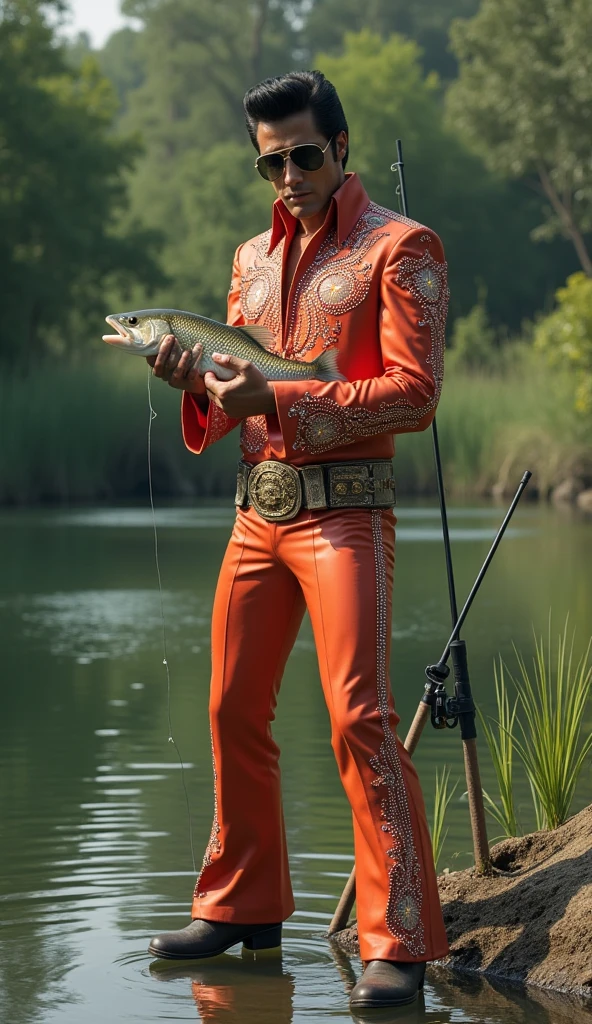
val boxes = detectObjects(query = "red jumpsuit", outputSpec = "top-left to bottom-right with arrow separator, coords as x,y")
181,173 -> 450,963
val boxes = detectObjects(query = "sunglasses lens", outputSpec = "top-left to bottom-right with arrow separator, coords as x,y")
291,144 -> 325,172
256,154 -> 284,181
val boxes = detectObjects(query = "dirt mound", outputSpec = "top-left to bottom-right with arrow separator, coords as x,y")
331,803 -> 592,1001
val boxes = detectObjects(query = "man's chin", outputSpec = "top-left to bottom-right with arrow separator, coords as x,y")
283,193 -> 319,218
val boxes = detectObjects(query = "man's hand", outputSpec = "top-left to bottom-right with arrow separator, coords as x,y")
204,353 -> 277,418
147,335 -> 205,394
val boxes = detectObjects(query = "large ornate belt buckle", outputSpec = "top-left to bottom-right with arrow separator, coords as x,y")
247,461 -> 302,521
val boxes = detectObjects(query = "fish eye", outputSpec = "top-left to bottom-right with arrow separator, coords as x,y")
127,316 -> 138,326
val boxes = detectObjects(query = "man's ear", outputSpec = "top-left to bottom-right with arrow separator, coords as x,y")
336,130 -> 348,163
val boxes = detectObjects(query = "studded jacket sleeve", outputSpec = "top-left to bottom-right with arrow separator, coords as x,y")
181,248 -> 244,455
270,227 -> 447,459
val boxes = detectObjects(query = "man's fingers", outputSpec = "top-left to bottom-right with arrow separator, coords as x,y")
152,335 -> 177,377
212,351 -> 251,374
186,343 -> 203,380
172,349 -> 192,379
203,370 -> 222,394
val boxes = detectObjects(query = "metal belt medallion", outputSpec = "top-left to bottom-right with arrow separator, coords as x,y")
247,461 -> 302,521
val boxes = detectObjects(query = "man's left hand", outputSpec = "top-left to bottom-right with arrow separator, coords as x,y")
204,353 -> 277,418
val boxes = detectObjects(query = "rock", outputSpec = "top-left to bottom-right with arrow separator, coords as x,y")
330,803 -> 592,1001
577,489 -> 592,514
552,477 -> 585,504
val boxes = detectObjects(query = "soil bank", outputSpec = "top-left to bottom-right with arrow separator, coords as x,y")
331,803 -> 592,1002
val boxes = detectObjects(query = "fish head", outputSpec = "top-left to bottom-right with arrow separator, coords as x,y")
103,310 -> 173,356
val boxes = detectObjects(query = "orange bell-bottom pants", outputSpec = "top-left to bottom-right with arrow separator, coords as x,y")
191,505 -> 450,964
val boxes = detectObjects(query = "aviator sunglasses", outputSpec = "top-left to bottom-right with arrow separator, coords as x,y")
255,137 -> 333,181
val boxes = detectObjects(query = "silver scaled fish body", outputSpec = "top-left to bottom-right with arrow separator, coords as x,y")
103,308 -> 344,382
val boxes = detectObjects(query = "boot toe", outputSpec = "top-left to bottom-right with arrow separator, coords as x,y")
349,960 -> 426,1009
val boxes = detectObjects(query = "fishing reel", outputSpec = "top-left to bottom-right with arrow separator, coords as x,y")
423,646 -> 477,735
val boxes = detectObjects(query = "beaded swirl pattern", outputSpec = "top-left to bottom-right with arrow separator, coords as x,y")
194,731 -> 221,898
287,238 -> 448,454
370,511 -> 426,953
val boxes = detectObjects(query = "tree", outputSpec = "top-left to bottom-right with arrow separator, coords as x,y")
534,273 -> 592,416
110,0 -> 298,318
317,30 -> 575,328
447,0 -> 592,276
120,0 -> 298,158
302,0 -> 481,80
0,0 -> 163,362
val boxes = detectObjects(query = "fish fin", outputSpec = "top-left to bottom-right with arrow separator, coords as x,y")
313,349 -> 347,382
238,325 -> 276,350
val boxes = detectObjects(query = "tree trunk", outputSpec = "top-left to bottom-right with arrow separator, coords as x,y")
536,162 -> 592,277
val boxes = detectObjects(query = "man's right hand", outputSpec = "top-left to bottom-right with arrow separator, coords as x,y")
147,335 -> 205,395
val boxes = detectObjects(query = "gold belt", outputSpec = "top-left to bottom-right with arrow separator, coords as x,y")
235,459 -> 396,522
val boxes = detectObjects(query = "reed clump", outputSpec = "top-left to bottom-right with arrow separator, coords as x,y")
479,617 -> 592,836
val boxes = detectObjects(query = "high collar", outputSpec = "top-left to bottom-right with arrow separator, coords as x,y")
267,172 -> 371,254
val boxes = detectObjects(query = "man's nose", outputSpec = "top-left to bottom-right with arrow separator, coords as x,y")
283,156 -> 304,187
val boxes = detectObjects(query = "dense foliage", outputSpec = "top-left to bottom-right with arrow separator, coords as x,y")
447,0 -> 592,275
535,273 -> 592,416
0,0 -> 163,363
1,0 -> 591,501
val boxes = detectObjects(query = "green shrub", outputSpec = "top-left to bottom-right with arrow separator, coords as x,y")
534,272 -> 592,417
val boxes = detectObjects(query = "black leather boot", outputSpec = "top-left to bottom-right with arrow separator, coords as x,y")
148,918 -> 282,960
349,960 -> 426,1009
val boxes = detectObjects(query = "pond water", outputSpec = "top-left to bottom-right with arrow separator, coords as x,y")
0,500 -> 591,1024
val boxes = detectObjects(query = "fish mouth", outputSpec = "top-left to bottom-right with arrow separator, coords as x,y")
102,315 -> 132,346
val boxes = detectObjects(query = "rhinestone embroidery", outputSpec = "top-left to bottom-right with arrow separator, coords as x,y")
194,731 -> 221,898
284,207 -> 391,357
370,511 -> 425,954
240,229 -> 283,338
241,414 -> 268,454
207,402 -> 234,445
288,239 -> 448,454
238,203 -> 411,359
318,273 -> 354,305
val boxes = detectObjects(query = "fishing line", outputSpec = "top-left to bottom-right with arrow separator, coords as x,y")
147,369 -> 197,873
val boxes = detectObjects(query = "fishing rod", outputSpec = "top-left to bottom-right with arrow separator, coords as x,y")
393,139 -> 459,632
328,473 -> 531,935
327,141 -> 532,936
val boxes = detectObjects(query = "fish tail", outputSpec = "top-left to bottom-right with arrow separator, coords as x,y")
313,349 -> 346,382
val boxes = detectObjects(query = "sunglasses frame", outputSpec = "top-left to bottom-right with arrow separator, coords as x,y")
255,137 -> 334,182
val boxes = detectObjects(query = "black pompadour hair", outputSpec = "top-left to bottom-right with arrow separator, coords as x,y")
243,70 -> 349,169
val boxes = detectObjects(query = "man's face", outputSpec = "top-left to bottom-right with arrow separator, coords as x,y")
255,109 -> 347,222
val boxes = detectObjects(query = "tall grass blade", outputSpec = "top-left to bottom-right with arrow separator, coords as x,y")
477,659 -> 519,837
432,766 -> 459,872
509,617 -> 592,830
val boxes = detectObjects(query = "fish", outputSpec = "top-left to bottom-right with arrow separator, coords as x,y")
102,308 -> 345,382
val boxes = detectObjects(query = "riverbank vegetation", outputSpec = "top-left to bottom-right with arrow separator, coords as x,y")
479,619 -> 592,837
1,343 -> 589,505
1,0 -> 591,504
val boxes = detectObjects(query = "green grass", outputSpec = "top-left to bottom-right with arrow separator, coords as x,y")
478,660 -> 520,839
511,618 -> 592,830
479,617 -> 592,834
431,765 -> 459,871
0,346 -> 587,504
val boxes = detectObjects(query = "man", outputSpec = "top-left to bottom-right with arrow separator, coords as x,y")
148,70 -> 450,1010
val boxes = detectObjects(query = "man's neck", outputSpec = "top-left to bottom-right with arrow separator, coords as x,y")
294,174 -> 346,237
